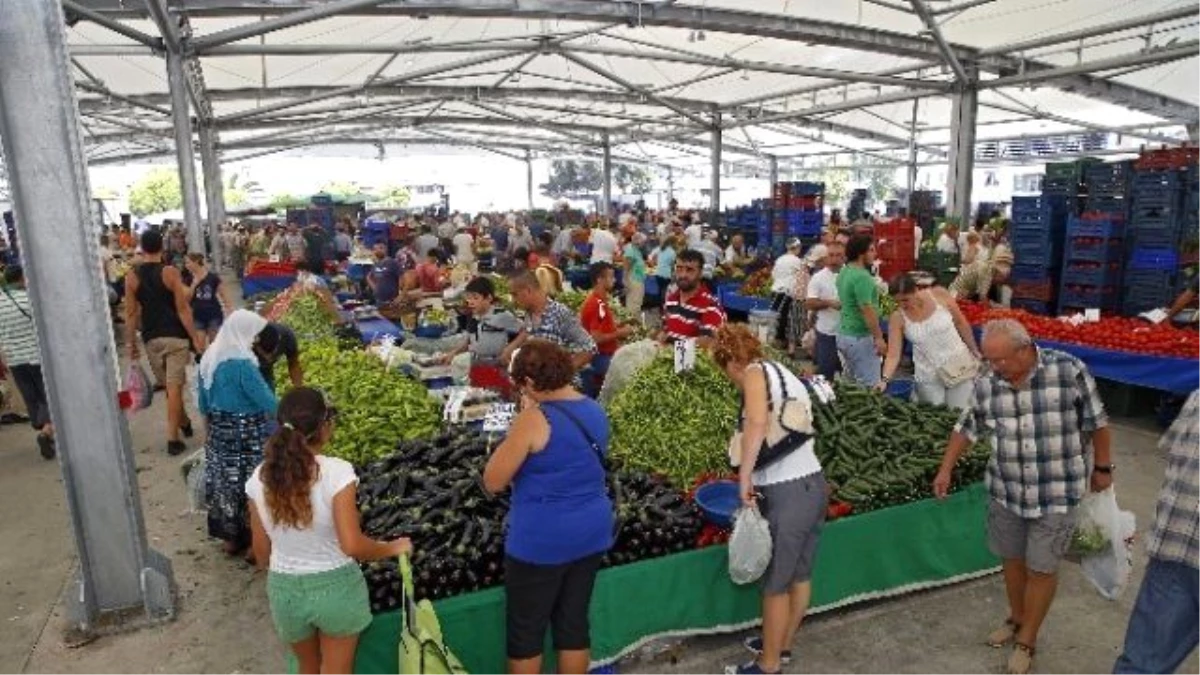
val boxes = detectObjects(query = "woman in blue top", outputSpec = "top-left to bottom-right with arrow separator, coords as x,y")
484,339 -> 613,675
185,253 -> 234,349
199,309 -> 279,558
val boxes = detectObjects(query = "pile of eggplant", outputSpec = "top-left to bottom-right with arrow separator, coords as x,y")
356,428 -> 702,611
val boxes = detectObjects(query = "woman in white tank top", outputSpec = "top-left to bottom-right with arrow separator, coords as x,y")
879,274 -> 982,410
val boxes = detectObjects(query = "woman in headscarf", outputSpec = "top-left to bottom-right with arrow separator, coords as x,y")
199,309 -> 279,558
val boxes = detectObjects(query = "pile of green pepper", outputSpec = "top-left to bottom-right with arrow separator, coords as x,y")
278,293 -> 338,340
812,381 -> 990,513
276,339 -> 441,465
607,351 -> 740,488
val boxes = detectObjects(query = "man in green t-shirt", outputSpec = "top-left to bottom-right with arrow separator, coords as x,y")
835,233 -> 887,386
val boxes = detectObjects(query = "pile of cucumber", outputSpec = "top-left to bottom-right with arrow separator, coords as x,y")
813,382 -> 990,513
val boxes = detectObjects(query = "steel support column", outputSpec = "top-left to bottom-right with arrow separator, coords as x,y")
601,134 -> 613,219
197,123 -> 226,267
525,148 -> 534,211
710,112 -> 722,219
946,80 -> 978,227
907,99 -> 920,195
768,155 -> 779,189
1187,123 -> 1199,143
0,0 -> 173,634
166,52 -> 204,252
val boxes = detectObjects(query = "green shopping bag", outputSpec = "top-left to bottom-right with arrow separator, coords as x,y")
399,555 -> 469,675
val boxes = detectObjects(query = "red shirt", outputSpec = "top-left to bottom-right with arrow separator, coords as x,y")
663,288 -> 725,343
416,262 -> 442,293
579,291 -> 619,355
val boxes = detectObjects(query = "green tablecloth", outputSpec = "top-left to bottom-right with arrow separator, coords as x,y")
350,483 -> 998,674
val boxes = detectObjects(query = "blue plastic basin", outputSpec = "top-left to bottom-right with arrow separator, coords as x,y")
694,480 -> 740,529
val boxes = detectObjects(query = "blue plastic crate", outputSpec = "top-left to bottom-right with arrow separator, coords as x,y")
1064,237 -> 1124,264
1128,225 -> 1184,249
1013,239 -> 1061,265
1067,216 -> 1124,238
1085,161 -> 1134,184
1127,248 -> 1180,271
787,222 -> 822,237
1134,170 -> 1185,188
1059,284 -> 1119,311
788,181 -> 824,196
1062,263 -> 1121,286
1010,263 -> 1056,283
1011,298 -> 1056,315
1124,268 -> 1178,291
1085,196 -> 1130,214
1123,284 -> 1175,309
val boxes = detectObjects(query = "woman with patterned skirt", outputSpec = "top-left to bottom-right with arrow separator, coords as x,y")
198,309 -> 279,557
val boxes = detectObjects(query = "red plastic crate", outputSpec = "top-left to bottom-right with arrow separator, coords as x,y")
788,195 -> 822,210
878,260 -> 915,283
1135,146 -> 1199,171
1012,280 -> 1056,302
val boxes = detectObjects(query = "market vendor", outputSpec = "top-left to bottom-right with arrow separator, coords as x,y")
660,249 -> 725,349
948,249 -> 1013,307
1165,275 -> 1199,322
724,234 -> 751,266
253,322 -> 302,391
367,242 -> 402,307
500,271 -> 596,372
579,262 -> 635,398
415,250 -> 448,294
439,276 -> 522,367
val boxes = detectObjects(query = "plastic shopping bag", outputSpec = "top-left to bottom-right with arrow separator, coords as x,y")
124,363 -> 153,412
398,555 -> 468,674
180,448 -> 207,514
728,504 -> 773,585
1074,487 -> 1137,600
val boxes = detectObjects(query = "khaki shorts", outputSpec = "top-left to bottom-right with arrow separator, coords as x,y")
986,500 -> 1077,574
145,337 -> 191,387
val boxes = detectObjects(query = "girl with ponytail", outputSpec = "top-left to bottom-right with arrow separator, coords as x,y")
245,387 -> 411,674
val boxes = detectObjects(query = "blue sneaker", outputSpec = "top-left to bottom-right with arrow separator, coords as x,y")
725,660 -> 781,675
743,636 -> 792,665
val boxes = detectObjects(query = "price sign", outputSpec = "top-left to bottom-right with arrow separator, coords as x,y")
674,337 -> 697,374
442,387 -> 470,424
482,403 -> 517,433
1083,308 -> 1101,323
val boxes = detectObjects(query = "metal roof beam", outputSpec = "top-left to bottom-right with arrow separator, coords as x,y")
980,97 -> 1182,145
191,0 -> 394,50
556,49 -> 712,128
980,41 -> 1199,91
977,5 -> 1199,57
909,0 -> 969,82
62,0 -> 161,48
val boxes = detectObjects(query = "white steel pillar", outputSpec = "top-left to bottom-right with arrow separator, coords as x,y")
907,99 -> 920,195
198,123 -> 225,268
601,133 -> 612,219
667,166 -> 675,202
945,76 -> 978,226
710,112 -> 722,218
768,155 -> 779,190
525,148 -> 534,211
0,0 -> 174,635
166,52 -> 204,252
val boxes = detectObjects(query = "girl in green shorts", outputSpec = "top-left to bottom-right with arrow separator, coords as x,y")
246,387 -> 412,674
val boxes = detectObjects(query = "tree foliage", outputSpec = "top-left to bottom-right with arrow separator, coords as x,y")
318,180 -> 363,199
540,159 -> 604,198
372,183 -> 411,207
128,167 -> 182,216
268,193 -> 309,211
613,164 -> 654,195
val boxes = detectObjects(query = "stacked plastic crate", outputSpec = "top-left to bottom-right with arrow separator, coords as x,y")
1042,159 -> 1101,213
1059,213 -> 1125,314
847,189 -> 869,222
908,190 -> 943,241
1122,147 -> 1200,315
874,218 -> 917,283
773,181 -> 824,254
1008,195 -> 1070,315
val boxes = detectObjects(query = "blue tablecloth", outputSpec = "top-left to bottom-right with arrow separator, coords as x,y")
721,292 -> 772,314
241,274 -> 295,296
347,262 -> 372,282
357,317 -> 402,343
1039,339 -> 1198,394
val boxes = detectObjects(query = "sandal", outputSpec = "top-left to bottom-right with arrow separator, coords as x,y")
986,618 -> 1020,648
1007,642 -> 1035,674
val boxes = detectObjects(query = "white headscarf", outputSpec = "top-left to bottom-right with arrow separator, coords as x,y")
198,309 -> 268,389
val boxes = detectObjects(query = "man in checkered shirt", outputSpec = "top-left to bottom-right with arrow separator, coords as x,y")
1114,390 -> 1199,674
932,319 -> 1113,675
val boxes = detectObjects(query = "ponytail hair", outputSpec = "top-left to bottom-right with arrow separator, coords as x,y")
262,387 -> 329,529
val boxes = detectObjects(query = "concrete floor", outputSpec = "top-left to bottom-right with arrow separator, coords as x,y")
0,301 -> 1195,673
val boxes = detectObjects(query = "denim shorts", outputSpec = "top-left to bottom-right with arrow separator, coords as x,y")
835,333 -> 881,387
267,563 -> 372,644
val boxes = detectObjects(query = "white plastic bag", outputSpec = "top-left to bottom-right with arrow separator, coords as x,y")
728,505 -> 773,585
1076,488 -> 1136,600
597,340 -> 661,406
180,448 -> 207,513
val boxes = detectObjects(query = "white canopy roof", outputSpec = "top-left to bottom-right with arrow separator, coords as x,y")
51,0 -> 1200,172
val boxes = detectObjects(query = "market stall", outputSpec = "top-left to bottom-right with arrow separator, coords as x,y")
959,302 -> 1200,394
351,484 -> 996,674
355,316 -> 403,343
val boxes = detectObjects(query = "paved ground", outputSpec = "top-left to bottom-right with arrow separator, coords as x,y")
0,292 -> 1194,673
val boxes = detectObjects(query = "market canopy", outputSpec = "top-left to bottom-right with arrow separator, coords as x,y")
42,0 -> 1200,174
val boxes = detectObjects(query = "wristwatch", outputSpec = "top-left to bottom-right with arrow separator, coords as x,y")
1094,464 -> 1115,474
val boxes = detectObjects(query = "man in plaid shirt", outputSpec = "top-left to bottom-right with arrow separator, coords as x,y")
933,319 -> 1113,675
1114,390 -> 1199,674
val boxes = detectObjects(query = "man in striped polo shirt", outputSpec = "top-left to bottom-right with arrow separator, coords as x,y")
0,265 -> 55,459
660,248 -> 725,349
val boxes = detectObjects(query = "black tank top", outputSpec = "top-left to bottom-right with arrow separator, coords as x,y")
136,263 -> 188,341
